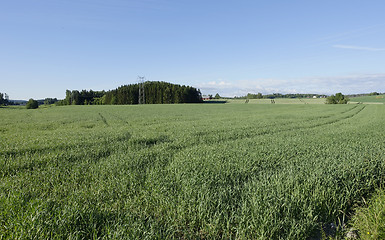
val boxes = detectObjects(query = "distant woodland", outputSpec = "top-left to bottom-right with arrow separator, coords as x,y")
234,93 -> 327,99
57,81 -> 202,105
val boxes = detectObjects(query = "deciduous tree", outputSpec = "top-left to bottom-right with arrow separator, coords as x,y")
326,93 -> 349,104
26,99 -> 39,109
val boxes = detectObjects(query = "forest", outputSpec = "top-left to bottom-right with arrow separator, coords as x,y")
57,81 -> 202,105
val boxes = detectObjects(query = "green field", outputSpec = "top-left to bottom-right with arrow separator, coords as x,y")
349,95 -> 385,104
1,104 -> 385,239
207,98 -> 327,104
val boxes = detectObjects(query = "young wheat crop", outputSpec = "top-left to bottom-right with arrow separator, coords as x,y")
0,104 -> 384,239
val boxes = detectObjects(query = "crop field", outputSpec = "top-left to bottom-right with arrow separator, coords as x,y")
207,98 -> 327,104
1,104 -> 385,239
349,95 -> 385,104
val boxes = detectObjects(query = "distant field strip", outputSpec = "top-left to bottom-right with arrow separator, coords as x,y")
350,94 -> 385,103
0,104 -> 384,239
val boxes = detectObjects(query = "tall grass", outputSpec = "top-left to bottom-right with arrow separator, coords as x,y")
351,189 -> 385,239
0,104 -> 384,239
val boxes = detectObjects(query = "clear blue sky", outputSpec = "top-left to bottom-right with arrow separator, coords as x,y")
1,0 -> 385,99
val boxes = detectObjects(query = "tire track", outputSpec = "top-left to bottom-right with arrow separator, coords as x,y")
98,113 -> 109,126
195,105 -> 367,144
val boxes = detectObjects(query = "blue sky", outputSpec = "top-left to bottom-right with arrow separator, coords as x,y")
1,0 -> 385,99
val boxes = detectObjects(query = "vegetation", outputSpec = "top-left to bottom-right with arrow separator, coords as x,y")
349,94 -> 385,104
57,81 -> 202,105
0,92 -> 9,106
44,98 -> 58,105
221,98 -> 327,104
0,104 -> 384,239
246,93 -> 263,99
25,98 -> 39,109
326,92 -> 349,104
349,92 -> 383,97
234,93 -> 326,99
58,89 -> 106,105
351,189 -> 385,239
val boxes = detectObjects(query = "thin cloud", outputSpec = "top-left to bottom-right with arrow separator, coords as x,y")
205,81 -> 232,87
198,74 -> 385,97
308,23 -> 385,48
333,45 -> 385,51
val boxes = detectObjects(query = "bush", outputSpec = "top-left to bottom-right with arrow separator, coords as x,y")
326,93 -> 349,104
26,99 -> 39,109
351,189 -> 385,239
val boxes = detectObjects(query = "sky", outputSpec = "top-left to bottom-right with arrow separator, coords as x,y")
1,0 -> 385,99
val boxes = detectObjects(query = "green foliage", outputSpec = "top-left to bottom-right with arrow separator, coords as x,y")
0,92 -> 9,106
60,81 -> 202,106
326,92 -> 349,104
349,94 -> 385,103
214,93 -> 221,99
246,92 -> 263,99
26,98 -> 39,109
44,98 -> 58,105
236,93 -> 325,99
351,189 -> 385,240
62,89 -> 105,105
1,104 -> 384,239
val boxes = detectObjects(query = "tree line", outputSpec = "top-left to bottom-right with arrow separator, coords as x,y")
347,92 -> 383,98
234,93 -> 326,99
57,81 -> 202,105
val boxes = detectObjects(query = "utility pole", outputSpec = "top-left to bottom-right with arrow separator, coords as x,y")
138,76 -> 145,104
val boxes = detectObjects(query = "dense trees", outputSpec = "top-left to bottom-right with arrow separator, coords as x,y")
246,93 -> 263,99
326,93 -> 349,104
26,99 -> 39,109
0,92 -> 9,106
58,90 -> 106,105
55,90 -> 105,105
44,98 -> 58,105
58,81 -> 202,105
0,93 -> 4,105
103,81 -> 202,104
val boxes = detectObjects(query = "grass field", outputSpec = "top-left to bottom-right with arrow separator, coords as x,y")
207,98 -> 327,104
349,95 -> 385,104
1,104 -> 385,239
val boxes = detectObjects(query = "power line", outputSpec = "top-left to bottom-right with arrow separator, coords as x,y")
138,76 -> 145,104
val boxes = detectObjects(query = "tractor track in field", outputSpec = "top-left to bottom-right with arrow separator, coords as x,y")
193,105 -> 366,144
98,113 -> 109,126
1,105 -> 366,178
194,105 -> 360,138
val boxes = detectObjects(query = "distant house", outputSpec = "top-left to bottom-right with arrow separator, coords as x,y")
202,95 -> 211,100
